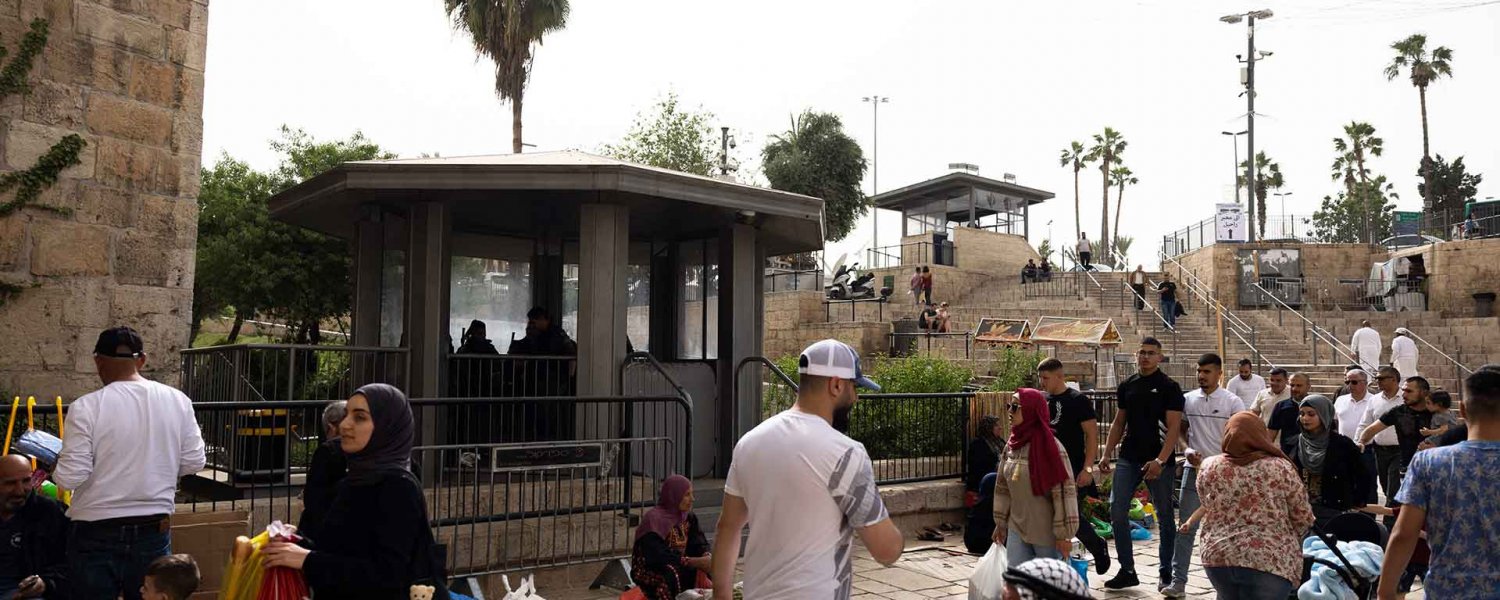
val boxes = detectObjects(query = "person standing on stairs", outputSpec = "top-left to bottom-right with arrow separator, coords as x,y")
1037,358 -> 1110,576
1355,366 -> 1408,520
1335,368 -> 1381,506
1155,274 -> 1180,330
920,266 -> 934,306
1250,368 -> 1291,427
909,267 -> 924,311
1352,320 -> 1383,373
1268,373 -> 1311,457
1166,353 -> 1245,598
1076,233 -> 1092,271
1227,359 -> 1266,408
1130,266 -> 1147,310
1392,327 -> 1420,379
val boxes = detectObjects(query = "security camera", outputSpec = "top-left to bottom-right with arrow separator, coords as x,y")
729,138 -> 737,150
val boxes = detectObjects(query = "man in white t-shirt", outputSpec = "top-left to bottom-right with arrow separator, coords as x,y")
711,340 -> 903,599
1334,368 -> 1379,505
1076,233 -> 1093,271
1356,366 -> 1406,508
1225,359 -> 1266,408
1166,353 -> 1246,597
1249,368 -> 1290,427
1351,320 -> 1382,373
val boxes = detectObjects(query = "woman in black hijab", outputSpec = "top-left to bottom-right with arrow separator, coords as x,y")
1289,394 -> 1372,529
966,415 -> 1003,503
263,384 -> 448,600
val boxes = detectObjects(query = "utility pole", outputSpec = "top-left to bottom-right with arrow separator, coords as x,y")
1222,130 -> 1247,204
863,95 -> 888,250
1222,9 -> 1273,242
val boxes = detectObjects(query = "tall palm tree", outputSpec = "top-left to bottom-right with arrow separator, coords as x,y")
1385,34 -> 1453,212
1238,152 -> 1284,237
1109,165 -> 1137,245
445,0 -> 571,153
1086,127 -> 1126,258
1332,122 -> 1385,244
1058,141 -> 1089,240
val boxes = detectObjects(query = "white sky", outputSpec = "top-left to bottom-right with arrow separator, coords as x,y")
203,0 -> 1500,267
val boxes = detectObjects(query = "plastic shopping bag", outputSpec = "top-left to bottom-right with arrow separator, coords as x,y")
14,430 -> 62,469
967,543 -> 1008,600
501,575 -> 545,600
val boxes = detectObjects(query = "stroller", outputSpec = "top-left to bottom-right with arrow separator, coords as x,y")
1296,514 -> 1384,600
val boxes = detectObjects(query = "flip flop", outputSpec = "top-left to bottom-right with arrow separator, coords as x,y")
917,527 -> 944,542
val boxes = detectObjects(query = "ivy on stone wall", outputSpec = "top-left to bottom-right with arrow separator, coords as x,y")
0,18 -> 88,218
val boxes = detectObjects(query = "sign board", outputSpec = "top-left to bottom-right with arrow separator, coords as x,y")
973,318 -> 1031,344
1030,316 -> 1122,346
492,444 -> 602,471
1393,211 -> 1422,237
1216,203 -> 1247,242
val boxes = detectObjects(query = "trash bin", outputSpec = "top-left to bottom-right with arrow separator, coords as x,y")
891,318 -> 919,357
232,408 -> 288,483
1474,292 -> 1496,318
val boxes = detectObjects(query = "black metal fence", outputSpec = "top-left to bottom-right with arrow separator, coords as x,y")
1022,272 -> 1081,297
764,268 -> 823,293
181,344 -> 409,403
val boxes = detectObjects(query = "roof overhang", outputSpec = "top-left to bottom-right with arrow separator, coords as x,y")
871,172 -> 1054,221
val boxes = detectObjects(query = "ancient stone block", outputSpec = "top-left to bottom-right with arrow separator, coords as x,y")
4,120 -> 96,178
108,283 -> 182,323
176,157 -> 199,197
60,278 -> 109,328
75,3 -> 165,57
188,1 -> 206,34
115,231 -> 189,287
30,219 -> 111,276
86,92 -> 174,145
20,0 -> 73,32
22,79 -> 85,128
127,55 -> 176,107
166,28 -> 204,70
74,184 -> 139,227
175,64 -> 203,112
0,214 -> 27,270
96,136 -> 166,190
138,194 -> 195,246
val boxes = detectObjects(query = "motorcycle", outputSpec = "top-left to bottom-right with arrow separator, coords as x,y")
826,262 -> 889,301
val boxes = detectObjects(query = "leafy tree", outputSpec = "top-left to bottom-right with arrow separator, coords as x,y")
1309,177 -> 1398,244
193,128 -> 395,345
1058,141 -> 1089,240
444,0 -> 570,153
762,110 -> 869,243
1090,236 -> 1133,270
1332,122 -> 1384,197
1036,238 -> 1054,263
1237,151 -> 1285,237
601,92 -> 721,176
1109,165 -> 1137,244
1418,154 -> 1482,221
1086,128 -> 1126,258
1385,34 -> 1453,212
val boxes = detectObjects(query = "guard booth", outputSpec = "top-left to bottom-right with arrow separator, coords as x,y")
265,151 -> 825,477
868,169 -> 1053,270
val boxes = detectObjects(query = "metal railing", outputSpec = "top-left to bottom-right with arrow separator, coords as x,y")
823,296 -> 890,322
1401,328 -> 1475,400
1021,271 -> 1081,297
763,268 -> 823,293
1251,277 -> 1427,312
1250,282 -> 1361,367
1406,206 -> 1500,242
851,392 -> 971,485
1162,214 -> 1317,256
888,331 -> 972,359
448,355 -> 577,398
181,344 -> 410,404
864,241 -> 954,269
1159,252 -> 1274,370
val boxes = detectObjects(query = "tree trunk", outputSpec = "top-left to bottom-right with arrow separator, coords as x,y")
1257,186 -> 1268,238
226,310 -> 247,343
511,91 -> 525,154
1099,157 -> 1111,259
1073,167 -> 1081,241
1112,182 -> 1125,248
1419,85 -> 1433,212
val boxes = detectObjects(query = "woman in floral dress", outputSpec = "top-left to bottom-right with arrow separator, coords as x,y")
630,475 -> 712,600
1196,411 -> 1315,600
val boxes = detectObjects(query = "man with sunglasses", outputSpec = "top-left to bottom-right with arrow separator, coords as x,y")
1335,368 -> 1380,505
53,327 -> 206,600
1356,366 -> 1406,509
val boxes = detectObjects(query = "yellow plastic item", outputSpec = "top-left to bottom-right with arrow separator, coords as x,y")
1144,503 -> 1156,516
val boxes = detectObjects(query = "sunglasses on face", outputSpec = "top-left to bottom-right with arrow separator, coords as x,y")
1345,380 -> 1365,385
1007,403 -> 1021,413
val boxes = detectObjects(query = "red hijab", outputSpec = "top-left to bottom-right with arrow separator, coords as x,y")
1006,388 -> 1070,496
635,474 -> 692,541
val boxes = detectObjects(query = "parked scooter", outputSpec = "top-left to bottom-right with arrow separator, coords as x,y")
827,262 -> 885,301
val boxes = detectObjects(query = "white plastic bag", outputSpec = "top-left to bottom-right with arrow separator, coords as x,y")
967,544 -> 1008,600
501,574 -> 545,600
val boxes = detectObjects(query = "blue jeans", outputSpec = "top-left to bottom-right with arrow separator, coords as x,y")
1162,299 -> 1179,327
1205,566 -> 1293,600
68,520 -> 171,600
1171,465 -> 1202,585
1111,459 -> 1177,581
1005,526 -> 1063,567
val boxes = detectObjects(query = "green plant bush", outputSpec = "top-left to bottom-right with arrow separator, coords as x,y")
984,347 -> 1046,392
868,354 -> 973,393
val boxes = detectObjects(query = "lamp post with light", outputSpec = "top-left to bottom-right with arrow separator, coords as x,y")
1221,9 -> 1273,243
1274,191 -> 1293,237
863,95 -> 888,250
1222,130 -> 1248,204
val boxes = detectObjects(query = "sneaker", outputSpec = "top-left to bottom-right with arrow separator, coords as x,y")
1162,581 -> 1187,598
1094,550 -> 1111,575
1105,571 -> 1140,590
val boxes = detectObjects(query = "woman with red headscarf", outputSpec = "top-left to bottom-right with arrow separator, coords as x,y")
629,475 -> 712,600
991,388 -> 1080,566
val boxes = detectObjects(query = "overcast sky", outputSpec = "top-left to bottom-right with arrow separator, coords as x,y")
203,0 -> 1499,267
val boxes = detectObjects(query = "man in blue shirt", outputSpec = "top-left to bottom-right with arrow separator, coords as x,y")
1379,369 -> 1500,599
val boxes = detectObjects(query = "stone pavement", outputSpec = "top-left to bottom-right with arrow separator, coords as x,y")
549,534 -> 1423,599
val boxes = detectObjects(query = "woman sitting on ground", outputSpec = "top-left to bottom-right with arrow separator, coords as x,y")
965,472 -> 999,555
630,475 -> 712,600
966,415 -> 1003,504
262,384 -> 448,600
992,389 -> 1078,566
1289,395 -> 1373,529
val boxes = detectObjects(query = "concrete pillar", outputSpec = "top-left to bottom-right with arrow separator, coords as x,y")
352,206 -> 383,348
533,235 -> 565,325
406,201 -> 451,400
717,222 -> 763,475
578,203 -> 630,396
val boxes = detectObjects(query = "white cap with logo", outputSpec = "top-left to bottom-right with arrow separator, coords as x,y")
798,339 -> 881,390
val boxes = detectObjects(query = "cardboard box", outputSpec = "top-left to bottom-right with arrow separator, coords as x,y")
171,510 -> 250,600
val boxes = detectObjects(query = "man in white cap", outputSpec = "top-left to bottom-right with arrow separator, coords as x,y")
711,339 -> 903,600
1391,327 -> 1420,379
1351,320 -> 1382,373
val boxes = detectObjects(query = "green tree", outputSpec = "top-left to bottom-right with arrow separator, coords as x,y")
193,128 -> 395,345
1418,154 -> 1483,222
1310,177 -> 1398,244
1036,238 -> 1054,263
601,92 -> 720,176
1385,34 -> 1453,212
1058,141 -> 1089,240
1332,122 -> 1384,195
1086,128 -> 1126,258
1109,165 -> 1137,245
762,111 -> 869,243
1238,151 -> 1285,237
444,0 -> 570,153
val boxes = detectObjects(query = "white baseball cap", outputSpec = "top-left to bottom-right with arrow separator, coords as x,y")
798,339 -> 881,390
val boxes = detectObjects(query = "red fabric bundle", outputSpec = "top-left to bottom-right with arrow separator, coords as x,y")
257,523 -> 308,600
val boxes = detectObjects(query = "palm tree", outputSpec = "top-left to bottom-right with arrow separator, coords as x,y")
1058,141 -> 1089,240
1109,165 -> 1137,245
1238,152 -> 1284,237
1332,121 -> 1383,194
1086,127 -> 1126,258
445,0 -> 571,153
1385,34 -> 1453,212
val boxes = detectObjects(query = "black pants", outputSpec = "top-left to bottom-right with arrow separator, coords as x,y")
1080,252 -> 1092,269
1131,284 -> 1146,309
1373,445 -> 1405,526
1076,484 -> 1108,561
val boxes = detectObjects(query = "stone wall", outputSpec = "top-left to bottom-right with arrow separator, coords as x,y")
952,226 -> 1039,276
1424,238 -> 1500,315
1168,242 -> 1382,308
0,0 -> 207,398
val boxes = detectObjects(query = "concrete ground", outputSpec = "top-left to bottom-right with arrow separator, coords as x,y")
548,533 -> 1423,599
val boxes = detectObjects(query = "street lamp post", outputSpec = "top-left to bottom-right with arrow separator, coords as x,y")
1274,191 -> 1293,237
1221,130 -> 1248,204
863,95 -> 888,251
1221,9 -> 1273,243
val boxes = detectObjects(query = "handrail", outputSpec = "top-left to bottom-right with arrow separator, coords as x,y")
620,352 -> 693,405
1250,282 -> 1361,366
1158,252 -> 1274,368
734,356 -> 799,392
182,343 -> 410,353
1403,329 -> 1475,377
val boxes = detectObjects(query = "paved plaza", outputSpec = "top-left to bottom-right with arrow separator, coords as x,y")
551,534 -> 1424,599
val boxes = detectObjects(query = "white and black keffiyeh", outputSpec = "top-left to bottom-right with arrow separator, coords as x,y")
1003,558 -> 1093,600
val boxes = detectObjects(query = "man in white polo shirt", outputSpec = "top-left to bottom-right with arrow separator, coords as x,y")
54,327 -> 206,600
1165,353 -> 1245,598
1334,368 -> 1379,505
711,340 -> 904,599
